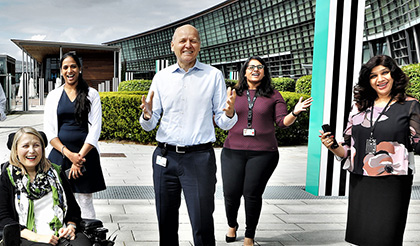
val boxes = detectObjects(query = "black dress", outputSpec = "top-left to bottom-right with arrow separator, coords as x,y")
48,91 -> 106,193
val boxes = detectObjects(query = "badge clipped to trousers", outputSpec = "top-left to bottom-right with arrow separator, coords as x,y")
156,144 -> 168,167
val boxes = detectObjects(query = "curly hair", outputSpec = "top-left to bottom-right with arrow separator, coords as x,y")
234,56 -> 274,97
354,55 -> 409,111
60,52 -> 91,125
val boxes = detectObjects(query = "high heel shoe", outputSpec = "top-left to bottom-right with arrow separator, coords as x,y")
225,223 -> 239,243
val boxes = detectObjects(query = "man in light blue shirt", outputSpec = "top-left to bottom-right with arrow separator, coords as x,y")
140,24 -> 237,246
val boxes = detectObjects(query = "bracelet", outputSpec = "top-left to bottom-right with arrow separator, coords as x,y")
61,145 -> 66,159
291,111 -> 299,117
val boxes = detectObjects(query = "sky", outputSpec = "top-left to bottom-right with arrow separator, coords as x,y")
0,0 -> 225,59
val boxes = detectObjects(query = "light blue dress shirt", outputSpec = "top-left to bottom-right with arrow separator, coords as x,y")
140,60 -> 238,146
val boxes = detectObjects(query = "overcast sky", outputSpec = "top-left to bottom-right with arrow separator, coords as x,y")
0,0 -> 225,59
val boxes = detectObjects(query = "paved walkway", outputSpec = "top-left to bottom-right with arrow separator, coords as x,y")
1,109 -> 420,245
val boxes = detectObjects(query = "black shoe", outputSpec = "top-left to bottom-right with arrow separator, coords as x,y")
225,223 -> 239,243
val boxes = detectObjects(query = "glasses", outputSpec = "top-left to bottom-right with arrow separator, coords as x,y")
247,65 -> 264,71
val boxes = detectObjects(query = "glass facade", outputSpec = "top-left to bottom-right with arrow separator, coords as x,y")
106,0 -> 420,80
363,0 -> 420,65
0,55 -> 16,112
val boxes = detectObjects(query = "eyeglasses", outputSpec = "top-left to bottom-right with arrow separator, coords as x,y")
247,65 -> 264,71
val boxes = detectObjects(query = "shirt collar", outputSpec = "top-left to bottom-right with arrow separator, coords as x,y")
171,60 -> 204,74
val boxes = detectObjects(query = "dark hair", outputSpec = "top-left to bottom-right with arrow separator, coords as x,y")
234,56 -> 274,97
60,52 -> 91,125
354,55 -> 409,111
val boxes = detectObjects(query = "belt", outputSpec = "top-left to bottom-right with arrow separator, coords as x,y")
157,142 -> 213,154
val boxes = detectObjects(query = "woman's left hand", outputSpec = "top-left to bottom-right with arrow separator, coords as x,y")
58,226 -> 76,241
293,97 -> 313,115
68,164 -> 84,179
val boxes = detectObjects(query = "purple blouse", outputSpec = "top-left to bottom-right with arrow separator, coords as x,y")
223,89 -> 288,151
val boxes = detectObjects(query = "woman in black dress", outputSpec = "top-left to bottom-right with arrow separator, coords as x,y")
44,52 -> 105,219
320,55 -> 419,245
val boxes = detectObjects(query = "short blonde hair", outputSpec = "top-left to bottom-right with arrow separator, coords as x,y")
9,127 -> 51,174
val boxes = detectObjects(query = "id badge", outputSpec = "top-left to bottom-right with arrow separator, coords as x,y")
365,138 -> 377,154
243,128 -> 255,137
156,155 -> 167,167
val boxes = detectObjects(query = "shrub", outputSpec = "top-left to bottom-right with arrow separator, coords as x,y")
271,77 -> 295,92
296,75 -> 312,94
275,92 -> 311,145
225,79 -> 237,89
118,80 -> 152,91
403,63 -> 420,100
212,92 -> 310,146
100,91 -> 311,146
100,91 -> 157,144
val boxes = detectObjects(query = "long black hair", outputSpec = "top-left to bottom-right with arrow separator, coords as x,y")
354,55 -> 409,111
234,56 -> 274,97
60,52 -> 91,125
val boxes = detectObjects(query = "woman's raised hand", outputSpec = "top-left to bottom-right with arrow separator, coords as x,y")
293,97 -> 313,115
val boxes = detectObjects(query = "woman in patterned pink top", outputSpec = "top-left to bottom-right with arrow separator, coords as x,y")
320,55 -> 420,246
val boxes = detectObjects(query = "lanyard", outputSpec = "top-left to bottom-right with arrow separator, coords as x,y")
246,90 -> 258,129
369,98 -> 393,138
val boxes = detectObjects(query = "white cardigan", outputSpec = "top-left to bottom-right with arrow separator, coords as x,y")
43,85 -> 102,154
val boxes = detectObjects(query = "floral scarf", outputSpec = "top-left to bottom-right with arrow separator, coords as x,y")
7,163 -> 67,235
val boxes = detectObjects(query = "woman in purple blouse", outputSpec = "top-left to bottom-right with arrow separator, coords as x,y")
320,55 -> 420,245
222,56 -> 312,245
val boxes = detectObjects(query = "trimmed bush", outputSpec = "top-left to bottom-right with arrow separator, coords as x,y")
215,92 -> 311,146
225,79 -> 237,89
271,77 -> 295,92
118,80 -> 152,91
275,92 -> 311,145
100,91 -> 311,146
403,63 -> 420,100
296,75 -> 312,94
100,91 -> 157,144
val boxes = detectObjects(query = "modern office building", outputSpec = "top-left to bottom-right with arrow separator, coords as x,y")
0,55 -> 16,112
363,0 -> 420,66
105,0 -> 420,80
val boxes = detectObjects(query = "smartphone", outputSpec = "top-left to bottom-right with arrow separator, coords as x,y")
65,166 -> 86,178
321,124 -> 339,149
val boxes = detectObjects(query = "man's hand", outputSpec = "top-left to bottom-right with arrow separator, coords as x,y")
141,91 -> 154,120
223,87 -> 236,118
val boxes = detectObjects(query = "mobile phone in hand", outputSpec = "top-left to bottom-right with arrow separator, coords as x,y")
321,124 -> 339,149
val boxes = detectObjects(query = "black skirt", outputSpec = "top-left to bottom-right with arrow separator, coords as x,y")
345,172 -> 413,246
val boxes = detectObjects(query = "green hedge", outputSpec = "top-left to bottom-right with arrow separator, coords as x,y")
225,79 -> 237,89
100,91 -> 310,146
403,63 -> 420,100
296,75 -> 312,94
118,80 -> 152,91
272,77 -> 295,92
100,91 -> 157,144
